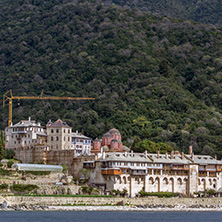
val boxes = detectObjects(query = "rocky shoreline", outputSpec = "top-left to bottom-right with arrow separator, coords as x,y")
2,201 -> 222,212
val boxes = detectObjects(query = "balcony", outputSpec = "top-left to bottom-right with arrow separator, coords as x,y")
101,168 -> 121,175
131,170 -> 147,176
83,161 -> 95,169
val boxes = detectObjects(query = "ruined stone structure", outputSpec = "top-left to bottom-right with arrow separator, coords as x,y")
83,148 -> 222,197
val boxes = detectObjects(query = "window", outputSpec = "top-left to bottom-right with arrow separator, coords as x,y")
64,137 -> 65,141
51,137 -> 53,141
56,129 -> 59,133
51,129 -> 54,133
56,137 -> 59,141
64,129 -> 66,133
68,137 -> 70,141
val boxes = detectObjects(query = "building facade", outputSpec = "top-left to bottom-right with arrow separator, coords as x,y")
92,128 -> 124,153
71,131 -> 92,156
83,148 -> 222,197
46,119 -> 72,150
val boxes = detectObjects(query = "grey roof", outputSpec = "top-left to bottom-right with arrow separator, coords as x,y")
149,153 -> 192,164
100,152 -> 153,163
186,155 -> 222,165
47,119 -> 71,128
72,132 -> 91,140
13,119 -> 43,128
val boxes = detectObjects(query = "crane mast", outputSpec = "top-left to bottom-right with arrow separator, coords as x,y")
3,90 -> 95,126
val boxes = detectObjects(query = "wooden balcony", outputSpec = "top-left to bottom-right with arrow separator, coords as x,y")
101,168 -> 121,175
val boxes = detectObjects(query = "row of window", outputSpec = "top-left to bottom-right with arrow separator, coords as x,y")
12,127 -> 43,132
73,139 -> 91,143
51,136 -> 70,141
12,134 -> 31,138
51,129 -> 71,134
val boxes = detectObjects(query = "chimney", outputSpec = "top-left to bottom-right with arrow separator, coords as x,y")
215,155 -> 217,160
28,117 -> 31,121
189,146 -> 193,155
144,150 -> 147,157
102,151 -> 105,160
181,152 -> 184,160
191,152 -> 194,161
171,150 -> 174,159
157,150 -> 160,159
165,152 -> 168,159
131,150 -> 134,156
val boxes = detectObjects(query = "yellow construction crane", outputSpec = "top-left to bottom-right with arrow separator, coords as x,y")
3,90 -> 95,126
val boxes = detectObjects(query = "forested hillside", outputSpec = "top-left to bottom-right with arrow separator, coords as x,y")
1,0 -> 222,156
105,0 -> 222,27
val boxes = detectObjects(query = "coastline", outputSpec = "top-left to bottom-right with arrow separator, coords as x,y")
2,205 -> 222,212
2,195 -> 222,212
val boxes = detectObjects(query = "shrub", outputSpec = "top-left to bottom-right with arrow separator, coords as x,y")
3,150 -> 15,159
139,191 -> 179,198
7,160 -> 14,168
0,183 -> 8,190
10,184 -> 39,194
0,168 -> 11,176
206,189 -> 216,196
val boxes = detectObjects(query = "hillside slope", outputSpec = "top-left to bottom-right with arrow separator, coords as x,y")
106,0 -> 222,27
1,0 -> 222,156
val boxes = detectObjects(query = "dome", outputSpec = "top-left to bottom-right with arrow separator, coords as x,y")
109,128 -> 120,135
94,138 -> 100,143
103,132 -> 112,138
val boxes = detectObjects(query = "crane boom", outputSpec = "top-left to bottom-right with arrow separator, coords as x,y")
3,90 -> 95,126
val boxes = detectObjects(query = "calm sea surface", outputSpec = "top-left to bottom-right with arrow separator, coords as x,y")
1,211 -> 222,222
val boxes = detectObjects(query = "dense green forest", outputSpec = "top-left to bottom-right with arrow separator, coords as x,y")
104,0 -> 222,27
1,0 -> 222,156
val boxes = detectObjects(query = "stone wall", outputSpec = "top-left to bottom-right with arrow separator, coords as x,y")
4,196 -> 222,207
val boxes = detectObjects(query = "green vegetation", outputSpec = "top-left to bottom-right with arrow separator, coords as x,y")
106,0 -> 222,27
1,0 -> 222,157
139,190 -> 179,198
19,171 -> 51,176
3,150 -> 15,159
206,189 -> 216,196
81,186 -> 101,195
19,194 -> 115,198
0,183 -> 8,190
10,184 -> 39,194
7,160 -> 14,168
0,168 -> 12,177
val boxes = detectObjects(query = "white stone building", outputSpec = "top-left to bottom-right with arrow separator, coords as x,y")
46,119 -> 72,150
71,131 -> 92,156
5,117 -> 47,150
83,148 -> 222,197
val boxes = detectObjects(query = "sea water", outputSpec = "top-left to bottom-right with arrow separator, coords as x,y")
1,211 -> 222,222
